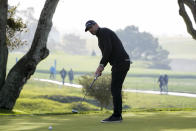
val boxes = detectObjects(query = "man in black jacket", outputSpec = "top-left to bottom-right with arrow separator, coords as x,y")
85,20 -> 131,123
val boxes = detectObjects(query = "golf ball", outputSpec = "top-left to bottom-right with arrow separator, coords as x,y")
48,126 -> 52,130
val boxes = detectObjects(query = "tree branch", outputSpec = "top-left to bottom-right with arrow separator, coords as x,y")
178,0 -> 196,39
183,0 -> 196,23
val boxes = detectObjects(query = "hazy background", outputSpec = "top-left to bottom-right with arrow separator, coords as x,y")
8,0 -> 196,72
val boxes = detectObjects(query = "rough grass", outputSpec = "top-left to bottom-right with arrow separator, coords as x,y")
1,80 -> 196,131
0,80 -> 194,115
12,80 -> 99,115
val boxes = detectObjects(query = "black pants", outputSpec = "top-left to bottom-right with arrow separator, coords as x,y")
111,61 -> 130,117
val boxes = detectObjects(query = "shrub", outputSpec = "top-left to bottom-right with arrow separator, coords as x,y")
78,74 -> 112,110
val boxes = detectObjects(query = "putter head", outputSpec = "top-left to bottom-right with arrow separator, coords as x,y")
72,109 -> 78,114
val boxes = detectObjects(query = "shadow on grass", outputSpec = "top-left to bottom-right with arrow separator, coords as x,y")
0,109 -> 15,115
40,95 -> 131,111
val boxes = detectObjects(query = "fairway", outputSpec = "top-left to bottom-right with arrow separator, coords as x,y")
1,112 -> 196,131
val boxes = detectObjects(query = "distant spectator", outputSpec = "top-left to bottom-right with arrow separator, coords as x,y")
68,68 -> 74,84
60,68 -> 67,85
163,74 -> 169,93
50,66 -> 56,79
54,59 -> 57,69
158,75 -> 165,94
91,50 -> 96,56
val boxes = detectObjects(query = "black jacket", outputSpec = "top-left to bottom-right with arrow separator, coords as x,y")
96,27 -> 130,67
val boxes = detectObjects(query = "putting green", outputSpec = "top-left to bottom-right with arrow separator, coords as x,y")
1,111 -> 196,131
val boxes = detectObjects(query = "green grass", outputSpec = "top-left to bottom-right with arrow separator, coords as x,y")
1,38 -> 196,130
12,80 -> 99,114
4,51 -> 196,113
1,80 -> 194,115
1,112 -> 196,131
124,77 -> 196,93
30,71 -> 196,94
1,78 -> 196,130
11,51 -> 195,94
7,52 -> 109,72
8,52 -> 196,75
125,93 -> 196,111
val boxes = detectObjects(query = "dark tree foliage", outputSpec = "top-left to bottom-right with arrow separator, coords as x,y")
7,6 -> 27,50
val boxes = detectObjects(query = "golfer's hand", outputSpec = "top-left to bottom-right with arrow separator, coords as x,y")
95,65 -> 104,77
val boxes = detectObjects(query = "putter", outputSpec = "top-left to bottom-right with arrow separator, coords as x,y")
72,75 -> 98,113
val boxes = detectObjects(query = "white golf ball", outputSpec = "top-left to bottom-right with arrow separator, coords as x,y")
48,126 -> 53,130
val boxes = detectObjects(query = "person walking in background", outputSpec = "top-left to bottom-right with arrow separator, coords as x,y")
49,66 -> 56,79
60,68 -> 67,85
85,20 -> 131,123
68,68 -> 74,84
163,74 -> 169,93
158,75 -> 165,94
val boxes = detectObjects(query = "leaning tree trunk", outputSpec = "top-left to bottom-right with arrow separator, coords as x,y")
178,0 -> 196,39
0,0 -> 59,110
0,0 -> 8,91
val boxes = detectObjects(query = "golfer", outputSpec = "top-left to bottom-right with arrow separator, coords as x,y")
85,20 -> 131,123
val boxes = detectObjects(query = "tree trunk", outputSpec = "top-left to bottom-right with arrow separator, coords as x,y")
178,0 -> 196,39
0,0 -> 8,91
0,0 -> 59,110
